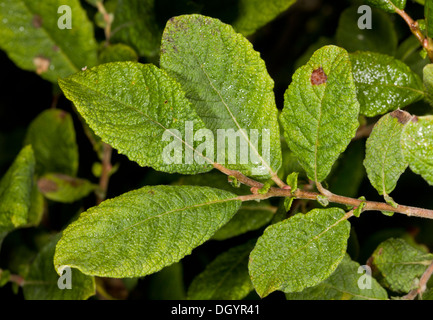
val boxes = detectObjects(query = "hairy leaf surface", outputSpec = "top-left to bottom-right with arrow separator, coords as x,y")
281,45 -> 360,182
350,52 -> 424,117
160,14 -> 282,179
364,110 -> 413,196
401,116 -> 433,185
249,208 -> 351,297
59,62 -> 214,175
54,185 -> 241,277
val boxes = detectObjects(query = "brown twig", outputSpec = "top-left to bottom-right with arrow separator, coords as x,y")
96,143 -> 113,205
395,8 -> 433,62
96,1 -> 113,42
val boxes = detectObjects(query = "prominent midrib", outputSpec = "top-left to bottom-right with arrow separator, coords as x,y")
63,77 -> 216,167
259,213 -> 348,295
186,39 -> 277,177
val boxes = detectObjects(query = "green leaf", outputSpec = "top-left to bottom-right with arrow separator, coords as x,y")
146,262 -> 185,300
0,0 -> 98,83
350,52 -> 424,117
160,14 -> 282,179
59,61 -> 213,175
366,0 -> 406,13
0,145 -> 35,247
401,115 -> 433,185
211,201 -> 276,241
24,109 -> 78,177
425,0 -> 433,38
37,173 -> 96,203
187,240 -> 255,300
0,269 -> 11,287
371,238 -> 433,293
23,234 -> 95,300
110,0 -> 161,57
233,0 -> 296,36
54,185 -> 241,278
286,254 -> 388,300
98,43 -> 138,64
249,207 -> 351,297
280,45 -> 360,183
423,64 -> 433,107
395,36 -> 430,78
336,6 -> 398,55
364,110 -> 413,196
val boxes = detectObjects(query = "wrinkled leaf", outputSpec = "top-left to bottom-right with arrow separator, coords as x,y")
54,185 -> 241,277
249,208 -> 351,297
401,115 -> 433,185
24,109 -> 78,177
364,110 -> 413,196
350,51 -> 424,117
286,254 -> 388,300
187,240 -> 255,300
372,238 -> 433,293
59,62 -> 213,175
23,234 -> 95,300
160,14 -> 282,179
280,45 -> 360,182
0,0 -> 97,83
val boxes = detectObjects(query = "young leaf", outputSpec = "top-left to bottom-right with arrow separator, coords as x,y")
364,110 -> 413,197
336,6 -> 398,55
371,238 -> 433,293
24,109 -> 78,177
110,0 -> 161,58
54,185 -> 241,278
401,116 -> 433,185
249,208 -> 351,297
286,254 -> 388,300
160,14 -> 282,179
98,43 -> 138,64
280,45 -> 360,183
350,52 -> 424,117
0,146 -> 35,249
187,240 -> 255,300
23,234 -> 95,300
37,173 -> 96,203
233,0 -> 296,36
59,62 -> 213,175
366,0 -> 406,13
423,64 -> 433,107
0,0 -> 98,83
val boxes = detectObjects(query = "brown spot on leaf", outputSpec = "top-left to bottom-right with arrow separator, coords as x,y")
32,15 -> 42,28
390,109 -> 412,124
38,178 -> 58,193
148,190 -> 155,195
164,100 -> 168,104
33,56 -> 50,75
310,67 -> 327,85
52,45 -> 59,52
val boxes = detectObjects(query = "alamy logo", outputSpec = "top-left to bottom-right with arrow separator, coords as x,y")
358,5 -> 372,30
357,265 -> 372,290
57,5 -> 72,30
57,266 -> 72,290
162,121 -> 271,176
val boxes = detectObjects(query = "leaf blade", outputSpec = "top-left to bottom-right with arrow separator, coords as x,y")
54,185 -> 241,278
280,45 -> 360,182
160,14 -> 282,179
249,207 -> 351,297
